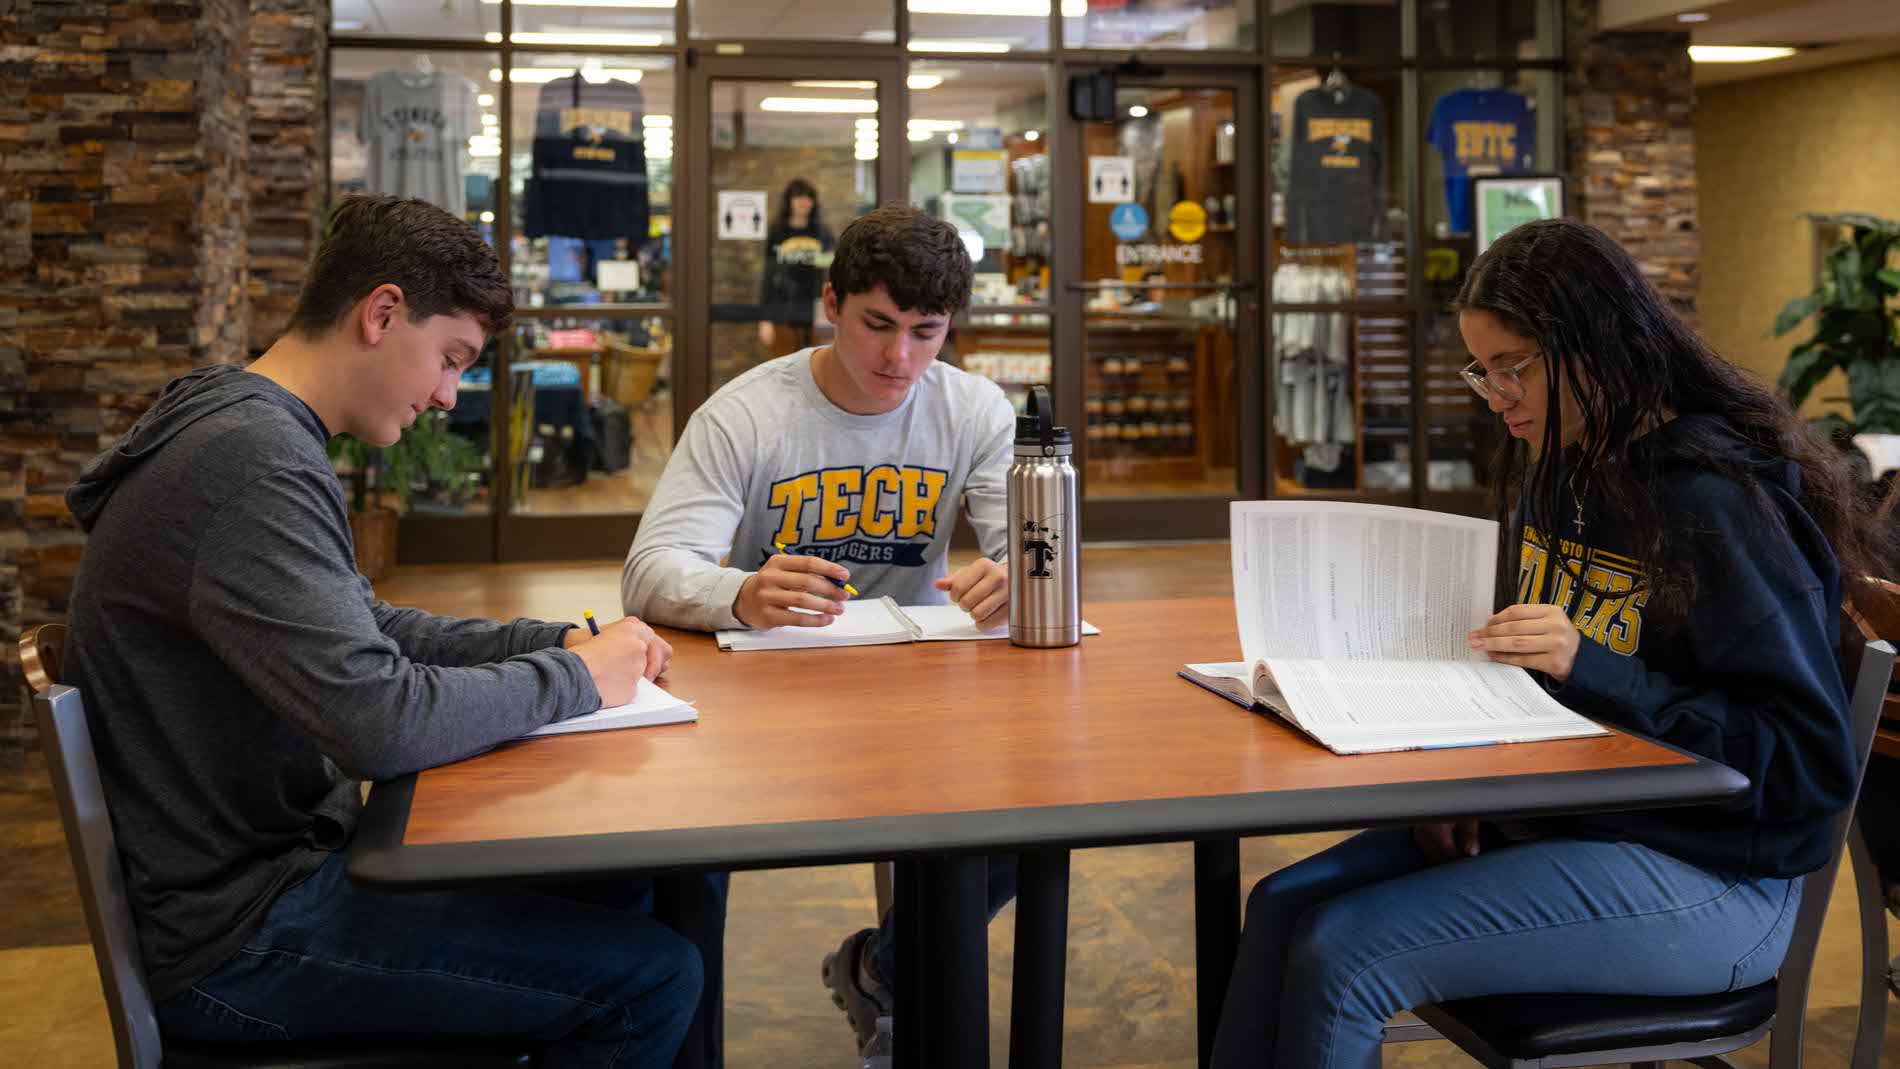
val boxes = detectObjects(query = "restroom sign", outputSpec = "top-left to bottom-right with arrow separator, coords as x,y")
1088,155 -> 1134,203
717,190 -> 768,240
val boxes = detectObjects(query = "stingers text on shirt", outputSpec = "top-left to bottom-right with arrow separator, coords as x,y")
1518,525 -> 1650,656
768,466 -> 948,567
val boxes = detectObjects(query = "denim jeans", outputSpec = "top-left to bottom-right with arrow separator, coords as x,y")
1211,827 -> 1801,1069
156,850 -> 703,1069
869,854 -> 1018,984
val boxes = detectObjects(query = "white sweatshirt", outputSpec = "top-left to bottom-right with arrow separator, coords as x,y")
621,347 -> 1017,631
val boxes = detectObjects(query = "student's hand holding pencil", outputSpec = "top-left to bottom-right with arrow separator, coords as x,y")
733,544 -> 856,630
568,614 -> 673,706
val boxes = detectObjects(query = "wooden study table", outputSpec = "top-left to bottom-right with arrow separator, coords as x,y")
349,597 -> 1747,1069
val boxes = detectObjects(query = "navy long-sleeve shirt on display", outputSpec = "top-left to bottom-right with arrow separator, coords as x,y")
1516,414 -> 1855,878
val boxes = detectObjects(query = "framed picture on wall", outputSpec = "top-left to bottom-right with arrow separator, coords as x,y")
1472,175 -> 1565,256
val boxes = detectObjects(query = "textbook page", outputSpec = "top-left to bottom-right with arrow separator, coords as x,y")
1231,501 -> 1497,665
524,679 -> 697,738
1259,658 -> 1606,754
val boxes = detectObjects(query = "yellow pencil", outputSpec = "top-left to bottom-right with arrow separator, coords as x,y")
775,542 -> 857,596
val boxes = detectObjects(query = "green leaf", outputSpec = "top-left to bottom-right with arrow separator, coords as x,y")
1778,341 -> 1838,409
1830,241 -> 1873,309
1847,358 -> 1900,435
1878,267 -> 1900,294
1771,292 -> 1823,337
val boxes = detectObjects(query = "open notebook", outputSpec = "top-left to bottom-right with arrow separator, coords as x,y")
1180,501 -> 1608,755
521,678 -> 697,738
717,596 -> 1101,652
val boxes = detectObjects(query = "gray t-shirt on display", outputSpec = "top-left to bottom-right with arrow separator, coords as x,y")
362,70 -> 479,215
621,347 -> 1017,632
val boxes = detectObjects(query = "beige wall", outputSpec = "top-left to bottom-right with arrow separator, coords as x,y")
1696,56 -> 1900,406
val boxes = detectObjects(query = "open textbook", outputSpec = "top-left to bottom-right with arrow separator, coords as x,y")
718,596 -> 1101,652
1180,501 -> 1608,755
521,678 -> 697,738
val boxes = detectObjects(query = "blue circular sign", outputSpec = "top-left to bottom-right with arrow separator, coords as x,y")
1110,203 -> 1149,242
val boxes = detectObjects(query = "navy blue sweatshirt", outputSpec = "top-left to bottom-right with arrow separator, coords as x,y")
1518,414 -> 1855,877
63,365 -> 600,1002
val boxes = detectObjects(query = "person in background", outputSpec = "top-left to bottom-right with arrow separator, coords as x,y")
1211,217 -> 1892,1068
758,177 -> 835,357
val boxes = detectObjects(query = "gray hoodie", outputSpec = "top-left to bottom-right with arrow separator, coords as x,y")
63,364 -> 598,1002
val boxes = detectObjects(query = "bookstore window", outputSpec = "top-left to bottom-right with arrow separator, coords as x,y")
691,0 -> 893,43
1269,65 -> 1411,494
1270,0 -> 1400,59
332,0 -> 494,40
1067,0 -> 1254,50
507,54 -> 675,309
906,63 -> 1051,416
331,50 -> 501,238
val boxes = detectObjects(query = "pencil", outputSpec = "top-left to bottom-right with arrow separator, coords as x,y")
775,542 -> 858,596
583,609 -> 601,636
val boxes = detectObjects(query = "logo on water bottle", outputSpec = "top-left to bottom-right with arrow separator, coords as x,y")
1019,516 -> 1065,578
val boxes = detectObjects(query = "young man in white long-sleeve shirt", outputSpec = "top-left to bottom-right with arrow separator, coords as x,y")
619,203 -> 1017,1055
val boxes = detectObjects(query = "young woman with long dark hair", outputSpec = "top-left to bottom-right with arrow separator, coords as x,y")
1210,218 -> 1890,1068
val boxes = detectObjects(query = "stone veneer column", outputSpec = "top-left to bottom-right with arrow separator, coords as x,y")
1565,0 -> 1700,318
0,0 -> 261,761
249,0 -> 330,356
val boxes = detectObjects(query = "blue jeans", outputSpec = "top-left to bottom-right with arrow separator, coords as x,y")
1210,827 -> 1801,1069
156,850 -> 704,1068
869,854 -> 1018,984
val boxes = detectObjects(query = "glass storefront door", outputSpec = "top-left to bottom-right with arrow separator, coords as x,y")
1058,67 -> 1264,539
679,56 -> 905,420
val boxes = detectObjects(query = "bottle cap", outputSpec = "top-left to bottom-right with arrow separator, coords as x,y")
1014,385 -> 1073,454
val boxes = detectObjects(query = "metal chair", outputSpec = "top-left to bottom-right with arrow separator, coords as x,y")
1405,608 -> 1896,1069
21,625 -> 535,1068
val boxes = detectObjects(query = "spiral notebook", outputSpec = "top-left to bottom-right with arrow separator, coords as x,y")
716,596 -> 1100,652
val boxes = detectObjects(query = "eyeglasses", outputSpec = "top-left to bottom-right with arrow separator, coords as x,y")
1461,352 -> 1542,402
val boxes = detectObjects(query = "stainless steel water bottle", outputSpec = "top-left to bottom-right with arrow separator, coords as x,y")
1008,385 -> 1080,648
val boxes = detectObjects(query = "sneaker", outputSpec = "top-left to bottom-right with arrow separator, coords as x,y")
820,927 -> 891,1050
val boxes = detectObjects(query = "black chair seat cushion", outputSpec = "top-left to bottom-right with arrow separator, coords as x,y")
1431,979 -> 1778,1059
164,1035 -> 536,1068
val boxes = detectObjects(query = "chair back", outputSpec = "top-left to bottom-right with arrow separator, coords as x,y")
20,622 -> 67,695
35,683 -> 164,1069
1767,608 -> 1896,1061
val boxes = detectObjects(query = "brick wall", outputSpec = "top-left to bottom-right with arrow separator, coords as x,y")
1565,0 -> 1700,317
0,0 -> 327,762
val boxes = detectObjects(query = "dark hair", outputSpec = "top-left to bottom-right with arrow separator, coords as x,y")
288,194 -> 513,338
776,177 -> 823,231
1455,217 -> 1888,623
828,202 -> 972,316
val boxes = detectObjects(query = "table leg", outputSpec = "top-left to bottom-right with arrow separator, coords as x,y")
1194,838 -> 1241,1069
1009,849 -> 1071,1069
894,855 -> 990,1069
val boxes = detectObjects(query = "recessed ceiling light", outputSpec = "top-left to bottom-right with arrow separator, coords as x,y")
1677,11 -> 1711,22
1024,129 -> 1040,141
758,97 -> 881,113
1688,45 -> 1796,62
332,18 -> 366,30
1128,105 -> 1149,118
907,39 -> 1012,53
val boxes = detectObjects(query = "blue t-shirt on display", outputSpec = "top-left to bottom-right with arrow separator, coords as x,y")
1426,88 -> 1535,234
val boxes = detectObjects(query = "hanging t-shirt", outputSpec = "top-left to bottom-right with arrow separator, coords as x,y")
522,74 -> 650,245
758,221 -> 835,326
1426,88 -> 1536,235
1285,85 -> 1385,246
361,71 -> 480,215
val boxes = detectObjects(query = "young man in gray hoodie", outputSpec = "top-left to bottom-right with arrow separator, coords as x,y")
63,193 -> 700,1067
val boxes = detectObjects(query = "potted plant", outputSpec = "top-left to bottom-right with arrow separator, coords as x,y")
1774,212 -> 1900,444
326,410 -> 485,580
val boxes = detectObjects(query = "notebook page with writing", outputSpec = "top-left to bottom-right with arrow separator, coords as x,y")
523,678 -> 697,738
715,598 -> 917,651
